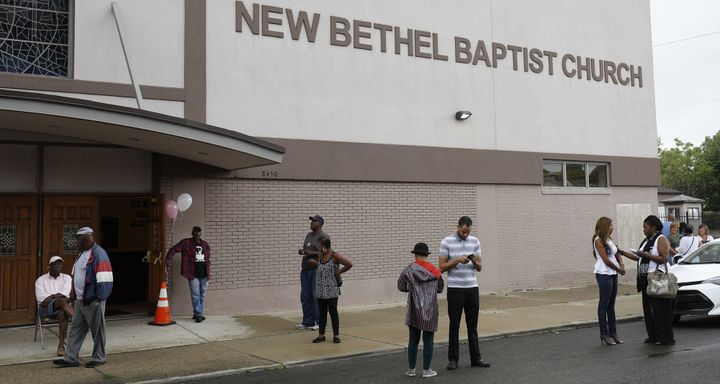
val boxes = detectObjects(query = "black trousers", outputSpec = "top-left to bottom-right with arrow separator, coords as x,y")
447,287 -> 480,363
641,290 -> 674,343
318,297 -> 339,335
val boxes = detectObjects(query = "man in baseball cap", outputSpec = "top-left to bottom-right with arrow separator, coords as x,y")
35,256 -> 73,356
296,215 -> 327,330
54,226 -> 113,368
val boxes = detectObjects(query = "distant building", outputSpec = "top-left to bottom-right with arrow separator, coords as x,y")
657,187 -> 705,227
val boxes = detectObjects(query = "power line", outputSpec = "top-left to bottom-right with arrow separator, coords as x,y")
657,96 -> 720,111
653,30 -> 720,47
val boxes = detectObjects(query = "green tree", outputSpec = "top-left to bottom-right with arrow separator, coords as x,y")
699,132 -> 720,210
659,134 -> 720,211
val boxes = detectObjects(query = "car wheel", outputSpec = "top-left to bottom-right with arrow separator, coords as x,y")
672,314 -> 681,324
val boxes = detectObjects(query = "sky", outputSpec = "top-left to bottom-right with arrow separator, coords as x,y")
650,0 -> 720,148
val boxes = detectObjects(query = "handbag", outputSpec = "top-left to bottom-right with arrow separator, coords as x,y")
331,251 -> 343,287
645,264 -> 677,299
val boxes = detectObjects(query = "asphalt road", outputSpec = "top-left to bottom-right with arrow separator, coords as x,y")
182,317 -> 720,384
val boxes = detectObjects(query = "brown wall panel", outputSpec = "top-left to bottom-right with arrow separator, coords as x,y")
226,139 -> 660,187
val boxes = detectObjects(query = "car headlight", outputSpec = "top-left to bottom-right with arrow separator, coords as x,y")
701,276 -> 720,285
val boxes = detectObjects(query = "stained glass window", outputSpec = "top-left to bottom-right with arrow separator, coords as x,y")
62,224 -> 78,253
0,224 -> 16,256
0,0 -> 69,77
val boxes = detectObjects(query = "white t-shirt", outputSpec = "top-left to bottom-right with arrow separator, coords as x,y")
593,237 -> 619,275
73,250 -> 91,300
677,235 -> 699,256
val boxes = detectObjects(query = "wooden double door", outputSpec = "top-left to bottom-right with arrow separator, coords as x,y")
0,195 -> 164,326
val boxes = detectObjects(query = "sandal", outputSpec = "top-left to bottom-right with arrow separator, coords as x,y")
312,336 -> 326,343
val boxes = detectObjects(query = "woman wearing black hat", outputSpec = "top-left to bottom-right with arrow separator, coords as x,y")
398,243 -> 444,378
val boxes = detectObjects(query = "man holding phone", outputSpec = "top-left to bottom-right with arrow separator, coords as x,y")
439,216 -> 490,371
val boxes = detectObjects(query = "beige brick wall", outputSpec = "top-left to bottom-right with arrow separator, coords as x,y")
201,178 -> 657,313
494,185 -> 657,292
204,179 -> 478,291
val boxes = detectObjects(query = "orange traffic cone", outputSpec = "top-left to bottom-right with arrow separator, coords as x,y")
148,281 -> 176,326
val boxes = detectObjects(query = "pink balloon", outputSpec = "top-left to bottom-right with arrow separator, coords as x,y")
165,200 -> 179,220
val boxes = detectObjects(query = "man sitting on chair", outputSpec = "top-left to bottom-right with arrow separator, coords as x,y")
35,256 -> 74,356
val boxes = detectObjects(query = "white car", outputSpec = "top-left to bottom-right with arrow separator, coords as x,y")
670,239 -> 720,322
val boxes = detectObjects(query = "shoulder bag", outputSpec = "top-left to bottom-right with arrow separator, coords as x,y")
331,251 -> 343,287
646,263 -> 677,299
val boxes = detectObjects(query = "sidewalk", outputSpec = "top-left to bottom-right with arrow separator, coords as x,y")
0,284 -> 642,384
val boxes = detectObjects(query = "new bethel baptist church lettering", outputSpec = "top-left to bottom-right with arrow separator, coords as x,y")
235,1 -> 643,88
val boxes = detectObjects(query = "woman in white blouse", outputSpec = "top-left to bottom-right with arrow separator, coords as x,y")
676,225 -> 699,261
592,217 -> 625,346
698,224 -> 714,246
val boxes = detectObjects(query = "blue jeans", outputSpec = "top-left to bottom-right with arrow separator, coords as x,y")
300,269 -> 319,326
408,326 -> 434,370
596,274 -> 618,337
188,277 -> 209,317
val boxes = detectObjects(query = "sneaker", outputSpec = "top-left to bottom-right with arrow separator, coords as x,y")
422,369 -> 437,378
405,368 -> 416,377
296,323 -> 308,330
309,324 -> 319,331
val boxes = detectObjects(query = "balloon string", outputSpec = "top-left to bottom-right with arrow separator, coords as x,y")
164,218 -> 176,286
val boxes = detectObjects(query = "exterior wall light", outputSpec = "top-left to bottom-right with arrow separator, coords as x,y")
455,111 -> 472,120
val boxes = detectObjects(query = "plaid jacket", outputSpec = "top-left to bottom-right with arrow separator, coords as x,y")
166,238 -> 211,280
398,263 -> 444,332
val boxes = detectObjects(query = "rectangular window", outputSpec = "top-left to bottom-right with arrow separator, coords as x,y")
542,161 -> 564,187
566,163 -> 586,187
588,163 -> 608,188
542,160 -> 609,190
0,224 -> 17,256
0,1 -> 70,77
687,208 -> 700,220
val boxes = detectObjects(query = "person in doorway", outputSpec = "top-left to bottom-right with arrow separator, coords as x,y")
53,227 -> 113,368
398,243 -> 444,378
296,215 -> 326,330
35,256 -> 74,356
165,226 -> 211,323
312,236 -> 352,344
617,215 -> 674,345
439,216 -> 490,370
592,217 -> 625,346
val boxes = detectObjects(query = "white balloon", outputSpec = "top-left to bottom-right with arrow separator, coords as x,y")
177,193 -> 193,212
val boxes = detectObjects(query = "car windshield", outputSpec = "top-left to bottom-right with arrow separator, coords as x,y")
681,243 -> 720,264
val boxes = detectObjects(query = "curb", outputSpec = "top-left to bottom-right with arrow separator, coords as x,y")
138,315 -> 645,382
127,363 -> 285,384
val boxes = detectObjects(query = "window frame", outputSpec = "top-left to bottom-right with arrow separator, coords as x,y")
542,160 -> 610,194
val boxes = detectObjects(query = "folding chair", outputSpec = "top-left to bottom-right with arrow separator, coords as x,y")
34,304 -> 59,349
